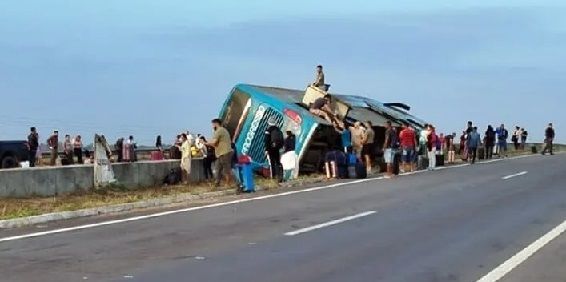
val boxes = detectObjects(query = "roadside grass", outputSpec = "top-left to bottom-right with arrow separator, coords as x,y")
0,173 -> 325,221
0,181 -> 225,220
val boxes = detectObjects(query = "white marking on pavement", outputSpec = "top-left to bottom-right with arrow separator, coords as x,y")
0,179 -> 379,243
476,219 -> 566,282
502,171 -> 528,180
284,211 -> 377,236
0,154 -> 538,243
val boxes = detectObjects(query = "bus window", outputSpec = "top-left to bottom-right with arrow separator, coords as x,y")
222,89 -> 251,139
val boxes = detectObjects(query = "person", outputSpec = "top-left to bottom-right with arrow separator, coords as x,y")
541,123 -> 555,155
27,127 -> 39,167
467,127 -> 482,164
264,117 -> 284,182
47,130 -> 59,166
178,133 -> 192,184
350,122 -> 365,158
521,128 -> 528,150
312,65 -> 327,91
83,150 -> 94,164
466,121 -> 474,135
426,125 -> 437,170
282,131 -> 297,181
207,119 -> 235,190
459,131 -> 466,156
399,123 -> 417,172
73,135 -> 83,164
309,94 -> 343,129
199,136 -> 214,180
155,135 -> 163,152
115,138 -> 124,162
496,124 -> 509,158
362,121 -> 375,174
511,126 -> 523,151
123,136 -> 136,162
446,133 -> 456,164
324,150 -> 346,179
484,125 -> 496,159
339,123 -> 352,153
284,130 -> 296,153
383,121 -> 397,178
62,135 -> 74,165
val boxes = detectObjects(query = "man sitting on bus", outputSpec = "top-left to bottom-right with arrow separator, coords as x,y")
309,94 -> 343,129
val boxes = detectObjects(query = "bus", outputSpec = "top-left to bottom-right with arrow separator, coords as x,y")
218,84 -> 427,174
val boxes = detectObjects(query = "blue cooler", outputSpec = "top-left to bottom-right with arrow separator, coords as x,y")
237,155 -> 255,192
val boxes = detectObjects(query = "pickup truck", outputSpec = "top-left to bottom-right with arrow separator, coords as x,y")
0,141 -> 29,168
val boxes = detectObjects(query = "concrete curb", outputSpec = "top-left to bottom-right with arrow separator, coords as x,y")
0,177 -> 325,229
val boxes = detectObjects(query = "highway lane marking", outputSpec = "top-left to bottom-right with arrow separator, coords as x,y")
284,211 -> 377,236
502,171 -> 528,180
476,219 -> 566,282
0,154 -> 539,243
0,178 -> 380,243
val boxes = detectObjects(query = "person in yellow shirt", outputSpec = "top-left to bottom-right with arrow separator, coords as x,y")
178,133 -> 192,185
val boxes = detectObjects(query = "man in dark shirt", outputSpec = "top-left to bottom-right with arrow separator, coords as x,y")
264,117 -> 284,182
27,127 -> 39,167
284,131 -> 296,153
542,123 -> 555,155
383,121 -> 397,179
47,130 -> 59,166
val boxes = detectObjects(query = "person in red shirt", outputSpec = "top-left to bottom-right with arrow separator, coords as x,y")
399,123 -> 417,172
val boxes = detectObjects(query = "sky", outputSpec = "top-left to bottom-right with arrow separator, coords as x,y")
1,0 -> 565,145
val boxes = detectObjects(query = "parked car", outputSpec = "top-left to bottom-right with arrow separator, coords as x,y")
0,141 -> 29,169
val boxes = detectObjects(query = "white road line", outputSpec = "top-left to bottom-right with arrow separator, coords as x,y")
0,179 -> 381,243
502,171 -> 528,180
284,211 -> 377,236
0,154 -> 536,243
476,219 -> 566,282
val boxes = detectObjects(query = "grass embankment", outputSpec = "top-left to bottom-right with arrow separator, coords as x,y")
0,175 -> 318,221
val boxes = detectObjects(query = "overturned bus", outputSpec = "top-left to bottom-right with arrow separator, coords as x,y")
218,84 -> 427,174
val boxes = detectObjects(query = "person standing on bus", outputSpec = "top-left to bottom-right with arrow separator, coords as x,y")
312,65 -> 327,91
264,117 -> 284,182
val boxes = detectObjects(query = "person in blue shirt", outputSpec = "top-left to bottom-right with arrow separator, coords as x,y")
340,124 -> 352,153
467,127 -> 482,164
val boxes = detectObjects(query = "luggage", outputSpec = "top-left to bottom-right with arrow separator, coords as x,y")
348,165 -> 357,179
436,154 -> 444,166
355,161 -> 367,179
151,151 -> 164,161
478,147 -> 485,160
417,155 -> 429,170
393,151 -> 401,175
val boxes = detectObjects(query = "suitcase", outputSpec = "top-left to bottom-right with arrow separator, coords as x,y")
393,152 -> 401,175
151,151 -> 164,161
417,156 -> 429,170
436,154 -> 444,166
355,162 -> 367,179
478,147 -> 485,160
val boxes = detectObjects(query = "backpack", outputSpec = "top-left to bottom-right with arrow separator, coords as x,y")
270,128 -> 284,149
163,168 -> 181,185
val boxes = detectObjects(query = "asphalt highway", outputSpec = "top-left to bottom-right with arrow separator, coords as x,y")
1,154 -> 565,282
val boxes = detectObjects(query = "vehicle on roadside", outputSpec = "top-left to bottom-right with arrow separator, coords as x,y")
218,84 -> 427,174
0,141 -> 29,169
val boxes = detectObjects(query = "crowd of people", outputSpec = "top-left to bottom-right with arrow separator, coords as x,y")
19,65 -> 558,194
